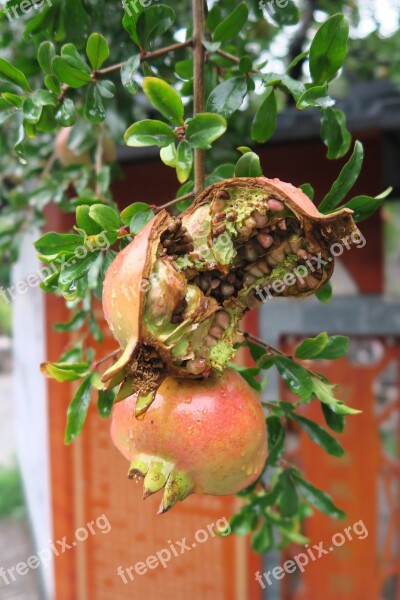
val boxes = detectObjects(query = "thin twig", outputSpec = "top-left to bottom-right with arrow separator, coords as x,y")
92,349 -> 120,370
154,191 -> 195,213
192,0 -> 206,195
41,149 -> 58,179
238,329 -> 290,358
215,49 -> 262,74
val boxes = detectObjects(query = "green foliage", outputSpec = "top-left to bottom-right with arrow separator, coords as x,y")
0,467 -> 25,519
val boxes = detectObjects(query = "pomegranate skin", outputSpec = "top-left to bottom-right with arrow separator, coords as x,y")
111,368 -> 267,513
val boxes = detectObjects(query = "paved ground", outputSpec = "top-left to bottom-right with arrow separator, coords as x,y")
0,363 -> 42,600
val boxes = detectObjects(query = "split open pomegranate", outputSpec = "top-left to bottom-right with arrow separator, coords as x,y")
102,177 -> 357,415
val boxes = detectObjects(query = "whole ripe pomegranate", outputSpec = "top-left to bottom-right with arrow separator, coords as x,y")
111,368 -> 267,513
102,177 -> 357,415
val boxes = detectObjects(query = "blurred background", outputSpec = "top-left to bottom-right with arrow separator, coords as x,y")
1,0 -> 400,599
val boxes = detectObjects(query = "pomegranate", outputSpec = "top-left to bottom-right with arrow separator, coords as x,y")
111,368 -> 268,513
102,177 -> 357,415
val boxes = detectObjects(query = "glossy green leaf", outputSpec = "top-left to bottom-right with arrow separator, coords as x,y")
0,58 -> 32,93
320,107 -> 352,160
213,3 -> 248,43
32,89 -> 57,107
176,140 -> 192,183
291,471 -> 345,519
52,56 -> 93,88
279,471 -> 299,518
121,202 -> 153,226
274,356 -> 313,400
122,3 -> 145,47
23,98 -> 42,124
124,119 -> 175,148
54,311 -> 86,333
89,204 -> 120,231
299,183 -> 315,200
251,88 -> 277,143
45,75 -> 62,96
130,209 -> 154,234
266,415 -> 285,467
137,4 -> 175,49
56,99 -> 76,127
38,41 -> 56,75
310,14 -> 349,84
186,113 -> 227,149
251,522 -> 273,553
76,205 -> 103,235
266,0 -> 299,26
239,56 -> 253,74
34,232 -> 83,257
315,281 -> 333,303
41,361 -> 89,382
312,377 -> 361,415
206,77 -> 247,118
234,152 -> 262,177
97,389 -> 115,418
319,141 -> 364,213
295,332 -> 329,359
65,376 -> 93,444
85,85 -> 106,123
86,33 -> 109,70
342,188 -> 392,222
58,252 -> 100,290
121,55 -> 141,94
142,77 -> 184,126
61,44 -> 91,73
296,85 -> 334,110
293,414 -> 344,457
321,402 -> 345,434
316,336 -> 349,360
160,143 -> 177,168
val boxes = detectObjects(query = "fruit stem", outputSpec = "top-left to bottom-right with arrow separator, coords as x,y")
192,0 -> 206,196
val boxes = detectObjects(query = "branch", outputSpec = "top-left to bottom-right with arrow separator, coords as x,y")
238,329 -> 289,358
216,49 -> 261,74
192,0 -> 206,195
154,191 -> 195,213
92,349 -> 120,371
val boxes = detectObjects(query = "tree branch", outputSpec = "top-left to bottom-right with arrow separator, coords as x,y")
154,191 -> 195,213
192,0 -> 206,195
216,49 -> 261,74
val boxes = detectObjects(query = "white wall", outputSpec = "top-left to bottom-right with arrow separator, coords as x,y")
12,231 -> 54,599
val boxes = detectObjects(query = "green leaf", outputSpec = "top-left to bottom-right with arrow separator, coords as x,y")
85,85 -> 106,124
130,209 -> 155,234
266,0 -> 299,26
251,88 -> 277,143
45,75 -> 62,96
315,281 -> 333,303
229,509 -> 258,535
89,204 -> 120,231
251,522 -> 273,553
65,376 -> 93,444
312,378 -> 361,415
0,58 -> 32,93
175,59 -> 193,80
295,332 -> 329,360
291,471 -> 345,519
62,0 -> 90,48
206,5 -> 221,31
342,188 -> 392,222
229,364 -> 263,392
299,183 -> 315,200
86,33 -> 109,70
56,99 -> 77,127
59,252 -> 100,290
274,356 -> 313,400
23,98 -> 42,124
296,85 -> 334,110
213,3 -> 248,43
160,143 -> 177,168
120,202 -> 153,226
32,89 -> 57,107
234,152 -> 262,177
239,56 -> 253,75
316,336 -> 349,360
122,4 -> 145,47
38,42 -> 56,75
61,44 -> 91,73
293,414 -> 344,457
121,55 -> 141,94
321,402 -> 345,434
52,56 -> 93,88
76,205 -> 103,235
176,140 -> 192,184
279,471 -> 299,518
124,119 -> 175,148
310,14 -> 349,84
321,107 -> 352,160
266,415 -> 285,467
34,232 -> 83,257
206,77 -> 247,118
137,4 -> 175,49
97,389 -> 115,418
142,77 -> 184,126
97,80 -> 115,99
54,311 -> 86,333
41,361 -> 89,383
286,50 -> 309,74
2,93 -> 22,109
186,113 -> 227,149
319,141 -> 364,213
